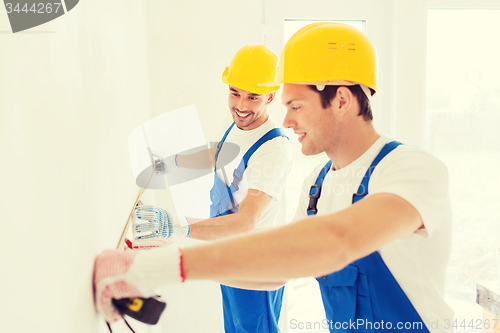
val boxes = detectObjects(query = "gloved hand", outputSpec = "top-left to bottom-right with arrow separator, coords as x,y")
93,246 -> 184,322
132,205 -> 190,241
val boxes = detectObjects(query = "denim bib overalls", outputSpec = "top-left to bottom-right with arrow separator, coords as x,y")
210,122 -> 288,333
308,141 -> 430,332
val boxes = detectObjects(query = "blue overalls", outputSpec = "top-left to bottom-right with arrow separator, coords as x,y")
210,122 -> 288,333
308,141 -> 430,332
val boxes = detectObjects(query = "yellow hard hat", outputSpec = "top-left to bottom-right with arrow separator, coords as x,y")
265,22 -> 378,95
222,45 -> 280,95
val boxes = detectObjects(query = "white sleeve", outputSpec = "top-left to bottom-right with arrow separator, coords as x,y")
368,147 -> 450,238
244,150 -> 291,201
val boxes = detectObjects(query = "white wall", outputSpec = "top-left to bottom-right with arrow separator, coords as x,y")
0,1 -> 153,332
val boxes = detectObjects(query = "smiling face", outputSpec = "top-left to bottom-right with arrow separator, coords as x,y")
283,83 -> 379,169
282,84 -> 340,156
228,86 -> 274,130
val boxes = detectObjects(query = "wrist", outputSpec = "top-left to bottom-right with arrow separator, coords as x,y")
173,216 -> 190,237
126,246 -> 184,294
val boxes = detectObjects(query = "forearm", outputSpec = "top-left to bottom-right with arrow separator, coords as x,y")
183,215 -> 349,282
182,193 -> 422,283
176,148 -> 214,170
187,213 -> 255,241
187,189 -> 271,240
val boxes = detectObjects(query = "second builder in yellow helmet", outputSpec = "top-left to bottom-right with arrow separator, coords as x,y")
208,44 -> 292,333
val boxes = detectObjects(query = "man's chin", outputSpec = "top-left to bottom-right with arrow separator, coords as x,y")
234,115 -> 255,127
301,146 -> 320,156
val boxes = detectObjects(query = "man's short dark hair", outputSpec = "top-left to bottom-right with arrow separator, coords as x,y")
307,85 -> 373,121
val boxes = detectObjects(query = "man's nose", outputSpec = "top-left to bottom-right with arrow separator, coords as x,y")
237,98 -> 249,112
283,110 -> 296,129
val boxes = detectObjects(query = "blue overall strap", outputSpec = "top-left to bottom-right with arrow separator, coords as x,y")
307,160 -> 333,216
352,141 -> 402,203
229,128 -> 289,192
209,127 -> 288,218
214,122 -> 236,169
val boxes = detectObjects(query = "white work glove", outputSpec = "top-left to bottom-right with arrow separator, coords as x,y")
93,246 -> 185,323
133,205 -> 190,240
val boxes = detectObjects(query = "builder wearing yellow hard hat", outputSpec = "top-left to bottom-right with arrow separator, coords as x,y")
95,23 -> 452,333
199,44 -> 291,333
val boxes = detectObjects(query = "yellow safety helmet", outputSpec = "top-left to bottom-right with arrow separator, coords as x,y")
222,45 -> 280,95
263,22 -> 378,96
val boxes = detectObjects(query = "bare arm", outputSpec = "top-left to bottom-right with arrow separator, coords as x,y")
175,146 -> 215,170
187,189 -> 273,240
182,193 -> 423,282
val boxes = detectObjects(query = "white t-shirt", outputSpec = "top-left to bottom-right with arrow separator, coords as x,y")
293,135 -> 454,333
216,116 -> 292,231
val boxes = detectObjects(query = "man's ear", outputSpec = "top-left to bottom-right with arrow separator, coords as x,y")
333,86 -> 354,115
266,92 -> 276,105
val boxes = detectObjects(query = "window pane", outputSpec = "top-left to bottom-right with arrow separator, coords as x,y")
426,9 -> 500,324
